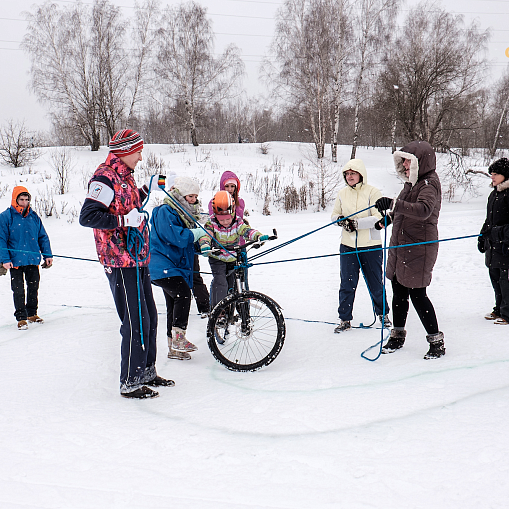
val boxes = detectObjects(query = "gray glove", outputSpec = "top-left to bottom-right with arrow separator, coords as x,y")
0,265 -> 7,276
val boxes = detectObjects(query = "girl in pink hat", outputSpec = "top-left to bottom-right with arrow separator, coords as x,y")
208,171 -> 245,219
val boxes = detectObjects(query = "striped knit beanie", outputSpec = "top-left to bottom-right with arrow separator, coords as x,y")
109,129 -> 143,156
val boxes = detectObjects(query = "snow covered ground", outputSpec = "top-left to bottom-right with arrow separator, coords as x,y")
1,142 -> 508,509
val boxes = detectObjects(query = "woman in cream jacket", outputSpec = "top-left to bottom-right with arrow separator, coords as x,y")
331,159 -> 390,332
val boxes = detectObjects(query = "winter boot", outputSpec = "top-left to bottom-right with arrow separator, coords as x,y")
172,327 -> 198,353
28,315 -> 44,324
146,375 -> 175,387
121,386 -> 159,399
167,336 -> 191,360
17,320 -> 28,330
378,314 -> 392,328
424,331 -> 446,359
334,320 -> 352,333
382,329 -> 406,353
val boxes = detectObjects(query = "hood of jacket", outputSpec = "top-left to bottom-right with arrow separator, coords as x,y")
393,140 -> 436,187
341,158 -> 367,188
220,171 -> 241,192
11,186 -> 31,217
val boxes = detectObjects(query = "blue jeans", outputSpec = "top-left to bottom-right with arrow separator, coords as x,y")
338,244 -> 389,321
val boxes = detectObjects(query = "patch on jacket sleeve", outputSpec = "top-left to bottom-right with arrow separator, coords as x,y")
87,181 -> 114,206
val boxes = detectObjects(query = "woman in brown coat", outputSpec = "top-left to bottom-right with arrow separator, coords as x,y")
375,140 -> 445,359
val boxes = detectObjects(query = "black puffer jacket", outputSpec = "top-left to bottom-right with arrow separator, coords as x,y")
479,179 -> 509,269
386,140 -> 442,288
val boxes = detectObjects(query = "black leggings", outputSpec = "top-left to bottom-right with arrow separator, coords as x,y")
152,276 -> 191,337
391,277 -> 439,334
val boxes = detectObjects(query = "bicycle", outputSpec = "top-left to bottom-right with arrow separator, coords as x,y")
206,230 -> 286,371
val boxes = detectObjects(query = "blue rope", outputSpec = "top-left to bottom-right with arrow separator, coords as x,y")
353,230 -> 376,329
361,214 -> 390,362
247,206 -> 376,262
159,187 -> 235,257
249,234 -> 480,267
124,175 -> 156,351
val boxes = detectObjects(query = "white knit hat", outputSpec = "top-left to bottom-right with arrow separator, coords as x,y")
174,176 -> 199,197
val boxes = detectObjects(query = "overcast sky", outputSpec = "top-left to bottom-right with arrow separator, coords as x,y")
1,0 -> 508,133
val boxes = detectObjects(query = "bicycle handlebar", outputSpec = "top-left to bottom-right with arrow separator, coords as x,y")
210,229 -> 278,256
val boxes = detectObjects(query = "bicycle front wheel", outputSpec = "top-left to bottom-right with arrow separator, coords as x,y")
207,291 -> 286,371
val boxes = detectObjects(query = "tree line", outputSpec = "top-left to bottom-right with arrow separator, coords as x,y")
15,0 -> 509,161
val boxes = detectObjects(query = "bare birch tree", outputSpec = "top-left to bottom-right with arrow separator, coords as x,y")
155,1 -> 244,146
350,0 -> 399,159
266,0 -> 351,160
0,120 -> 40,168
377,2 -> 489,147
92,0 -> 128,139
23,1 -> 102,150
126,0 -> 160,124
489,69 -> 509,160
22,0 -> 155,150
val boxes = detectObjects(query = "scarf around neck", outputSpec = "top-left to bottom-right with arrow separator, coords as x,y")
164,189 -> 201,228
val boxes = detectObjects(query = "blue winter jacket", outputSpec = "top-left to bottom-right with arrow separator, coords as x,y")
149,204 -> 196,288
0,206 -> 52,266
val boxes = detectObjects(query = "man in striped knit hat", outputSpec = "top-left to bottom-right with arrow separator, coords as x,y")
80,129 -> 173,399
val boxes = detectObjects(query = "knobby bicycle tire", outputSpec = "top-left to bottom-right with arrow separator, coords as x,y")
207,291 -> 286,371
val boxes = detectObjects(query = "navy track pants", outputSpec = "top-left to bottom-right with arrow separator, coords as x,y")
105,266 -> 158,393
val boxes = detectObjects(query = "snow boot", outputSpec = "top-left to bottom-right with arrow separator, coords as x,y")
424,331 -> 446,359
121,386 -> 159,399
379,314 -> 392,328
172,327 -> 198,353
28,315 -> 44,324
382,329 -> 406,353
485,311 -> 500,320
334,320 -> 352,333
167,336 -> 191,360
17,320 -> 28,330
146,375 -> 175,387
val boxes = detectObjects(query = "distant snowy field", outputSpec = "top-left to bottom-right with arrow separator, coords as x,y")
1,142 -> 508,509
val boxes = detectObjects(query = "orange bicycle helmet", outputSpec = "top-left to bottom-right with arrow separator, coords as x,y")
212,190 -> 235,216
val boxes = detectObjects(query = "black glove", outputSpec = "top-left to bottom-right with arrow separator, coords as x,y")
375,214 -> 392,230
375,197 -> 393,213
343,218 -> 357,233
477,235 -> 486,254
337,217 -> 357,232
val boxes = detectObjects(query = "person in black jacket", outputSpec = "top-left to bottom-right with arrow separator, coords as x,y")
478,158 -> 509,325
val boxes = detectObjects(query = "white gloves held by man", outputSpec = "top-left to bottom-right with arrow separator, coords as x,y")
121,208 -> 144,227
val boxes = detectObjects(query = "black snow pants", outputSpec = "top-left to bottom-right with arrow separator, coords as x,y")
105,266 -> 158,394
10,265 -> 40,321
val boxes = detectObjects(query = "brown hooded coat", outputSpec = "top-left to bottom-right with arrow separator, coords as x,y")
386,140 -> 442,288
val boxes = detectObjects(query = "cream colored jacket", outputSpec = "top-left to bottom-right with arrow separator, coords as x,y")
331,159 -> 383,248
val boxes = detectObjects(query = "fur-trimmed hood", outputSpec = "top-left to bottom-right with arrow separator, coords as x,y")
492,178 -> 509,192
393,140 -> 436,187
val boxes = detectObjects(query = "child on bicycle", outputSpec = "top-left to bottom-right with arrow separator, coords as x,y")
200,190 -> 268,309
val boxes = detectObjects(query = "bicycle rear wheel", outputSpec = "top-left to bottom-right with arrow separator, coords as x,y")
207,291 -> 286,371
